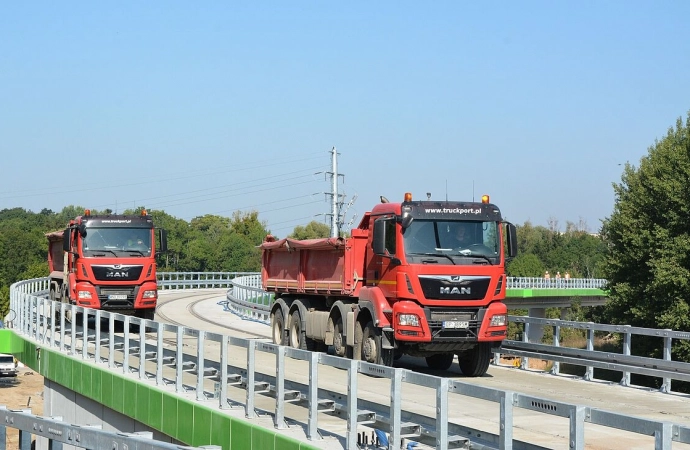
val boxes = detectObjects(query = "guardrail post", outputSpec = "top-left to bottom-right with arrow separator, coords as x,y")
139,319 -> 147,380
661,333 -> 672,393
175,326 -> 184,393
123,315 -> 131,373
196,331 -> 206,401
41,298 -> 48,345
500,390 -> 514,450
520,322 -> 529,370
655,422 -> 673,449
59,303 -> 66,352
219,335 -> 228,409
620,327 -> 631,387
346,359 -> 358,450
551,322 -> 561,376
246,340 -> 257,419
69,304 -> 77,355
569,406 -> 585,450
95,310 -> 102,363
156,323 -> 164,386
437,377 -> 449,449
108,313 -> 115,370
307,351 -> 321,440
275,346 -> 288,429
390,369 -> 402,450
584,327 -> 594,381
33,296 -> 40,342
81,308 -> 89,360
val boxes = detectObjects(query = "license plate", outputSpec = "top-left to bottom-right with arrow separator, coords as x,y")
108,294 -> 127,300
443,320 -> 469,329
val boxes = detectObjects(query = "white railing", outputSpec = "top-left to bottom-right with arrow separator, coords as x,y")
7,275 -> 690,450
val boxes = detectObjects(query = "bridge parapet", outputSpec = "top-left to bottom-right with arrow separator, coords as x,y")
7,274 -> 690,450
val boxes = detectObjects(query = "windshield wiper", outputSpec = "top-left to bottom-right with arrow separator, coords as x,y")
126,250 -> 145,256
407,252 -> 457,265
461,254 -> 493,265
90,250 -> 118,257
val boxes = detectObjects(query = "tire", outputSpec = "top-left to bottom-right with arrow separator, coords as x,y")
272,309 -> 286,345
64,303 -> 73,324
457,343 -> 491,377
357,321 -> 393,366
289,310 -> 308,350
136,308 -> 155,321
332,317 -> 347,357
425,353 -> 455,371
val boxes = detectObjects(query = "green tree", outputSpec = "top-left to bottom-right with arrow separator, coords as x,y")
601,113 -> 690,360
506,253 -> 544,277
290,221 -> 331,239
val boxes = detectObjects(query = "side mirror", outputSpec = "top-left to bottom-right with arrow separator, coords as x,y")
505,223 -> 518,258
373,219 -> 386,255
157,229 -> 168,254
62,229 -> 70,252
401,215 -> 413,229
78,224 -> 87,237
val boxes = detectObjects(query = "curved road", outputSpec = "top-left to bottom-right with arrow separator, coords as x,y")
157,290 -> 690,450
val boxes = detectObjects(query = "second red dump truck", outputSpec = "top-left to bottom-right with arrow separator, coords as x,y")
261,192 -> 517,376
46,209 -> 167,322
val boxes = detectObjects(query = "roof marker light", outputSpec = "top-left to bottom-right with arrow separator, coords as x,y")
404,192 -> 413,202
481,195 -> 490,204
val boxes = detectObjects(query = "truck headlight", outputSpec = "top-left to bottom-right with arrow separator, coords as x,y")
398,313 -> 420,327
490,314 -> 507,327
77,290 -> 92,299
142,290 -> 157,299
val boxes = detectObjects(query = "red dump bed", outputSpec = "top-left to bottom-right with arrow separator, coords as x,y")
45,230 -> 65,273
260,229 -> 368,297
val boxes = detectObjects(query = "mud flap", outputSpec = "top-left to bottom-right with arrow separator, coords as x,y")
381,327 -> 395,350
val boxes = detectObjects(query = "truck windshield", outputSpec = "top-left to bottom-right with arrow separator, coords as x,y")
403,220 -> 500,264
82,228 -> 152,256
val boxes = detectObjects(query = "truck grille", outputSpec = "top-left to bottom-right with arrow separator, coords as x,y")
418,275 -> 490,300
91,265 -> 144,282
424,307 -> 482,340
98,287 -> 136,309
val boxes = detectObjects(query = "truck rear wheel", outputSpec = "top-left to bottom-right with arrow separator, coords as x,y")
289,311 -> 308,350
357,321 -> 393,366
289,310 -> 316,351
272,309 -> 286,345
457,343 -> 491,377
332,317 -> 347,357
425,353 -> 455,371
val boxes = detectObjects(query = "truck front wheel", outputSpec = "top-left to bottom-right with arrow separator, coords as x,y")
136,309 -> 155,321
272,309 -> 286,345
425,353 -> 455,371
457,343 -> 491,377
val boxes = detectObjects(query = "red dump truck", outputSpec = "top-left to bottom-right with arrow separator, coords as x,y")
261,192 -> 517,376
46,209 -> 167,321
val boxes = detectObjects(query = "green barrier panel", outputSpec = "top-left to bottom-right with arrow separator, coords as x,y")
4,332 -> 319,450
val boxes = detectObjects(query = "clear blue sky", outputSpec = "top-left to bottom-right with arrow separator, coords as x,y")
1,2 -> 688,236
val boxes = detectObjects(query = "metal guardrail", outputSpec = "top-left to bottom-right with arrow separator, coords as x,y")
497,316 -> 690,393
0,406 -> 219,450
227,274 -> 690,394
7,275 -> 690,450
